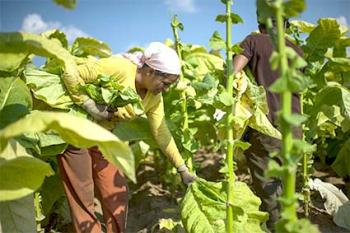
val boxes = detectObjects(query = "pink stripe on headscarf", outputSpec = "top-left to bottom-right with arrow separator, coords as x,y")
122,42 -> 180,75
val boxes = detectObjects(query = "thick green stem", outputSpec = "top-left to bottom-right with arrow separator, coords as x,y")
171,21 -> 189,130
276,6 -> 297,222
225,1 -> 234,233
303,153 -> 310,217
171,17 -> 192,171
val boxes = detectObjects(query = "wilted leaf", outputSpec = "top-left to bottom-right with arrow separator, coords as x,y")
309,178 -> 349,215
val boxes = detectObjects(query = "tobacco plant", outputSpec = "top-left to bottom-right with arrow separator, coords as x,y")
288,16 -> 350,216
171,15 -> 194,172
257,0 -> 319,232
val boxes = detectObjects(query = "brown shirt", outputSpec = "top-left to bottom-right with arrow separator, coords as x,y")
240,33 -> 303,126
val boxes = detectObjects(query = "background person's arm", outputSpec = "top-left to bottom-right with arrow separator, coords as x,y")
232,54 -> 249,75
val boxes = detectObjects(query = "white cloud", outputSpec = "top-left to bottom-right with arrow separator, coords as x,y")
164,0 -> 198,13
61,25 -> 89,42
336,16 -> 348,28
21,13 -> 88,43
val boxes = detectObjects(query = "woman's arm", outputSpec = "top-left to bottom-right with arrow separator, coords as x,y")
145,94 -> 185,168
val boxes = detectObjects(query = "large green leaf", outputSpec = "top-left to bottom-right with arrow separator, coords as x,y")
0,111 -> 136,182
303,18 -> 342,62
24,67 -> 73,110
0,53 -> 28,72
71,37 -> 112,58
0,195 -> 36,232
0,140 -> 54,201
0,32 -> 83,101
40,174 -> 65,215
113,117 -> 158,147
312,85 -> 350,121
0,32 -> 78,74
0,77 -> 32,129
331,138 -> 350,177
180,179 -> 268,233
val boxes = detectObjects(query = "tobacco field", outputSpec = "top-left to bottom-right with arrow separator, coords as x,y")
0,0 -> 349,233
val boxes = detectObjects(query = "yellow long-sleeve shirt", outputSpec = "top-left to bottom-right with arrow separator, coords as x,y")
66,55 -> 184,168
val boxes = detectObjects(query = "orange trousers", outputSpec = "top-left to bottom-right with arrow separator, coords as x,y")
57,146 -> 128,233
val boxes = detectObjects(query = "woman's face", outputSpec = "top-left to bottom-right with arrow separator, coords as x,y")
145,70 -> 179,95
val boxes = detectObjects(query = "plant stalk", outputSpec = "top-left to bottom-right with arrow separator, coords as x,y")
171,17 -> 192,172
225,1 -> 235,233
276,5 -> 298,222
301,93 -> 311,217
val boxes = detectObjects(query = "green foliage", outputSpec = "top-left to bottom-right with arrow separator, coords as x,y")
82,74 -> 141,109
180,179 -> 268,233
303,18 -> 342,62
331,138 -> 350,176
40,174 -> 66,215
0,195 -> 36,233
0,111 -> 136,182
275,218 -> 319,233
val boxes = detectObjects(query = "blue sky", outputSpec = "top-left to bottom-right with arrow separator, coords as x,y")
0,0 -> 349,54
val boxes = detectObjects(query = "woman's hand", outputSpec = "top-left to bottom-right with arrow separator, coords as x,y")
82,99 -> 114,121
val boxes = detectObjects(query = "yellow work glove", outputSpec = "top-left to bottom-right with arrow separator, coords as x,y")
177,164 -> 196,185
81,99 -> 114,121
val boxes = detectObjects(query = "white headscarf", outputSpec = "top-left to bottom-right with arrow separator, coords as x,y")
122,42 -> 181,75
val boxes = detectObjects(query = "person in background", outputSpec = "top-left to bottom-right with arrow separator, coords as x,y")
231,12 -> 303,231
58,42 -> 196,233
